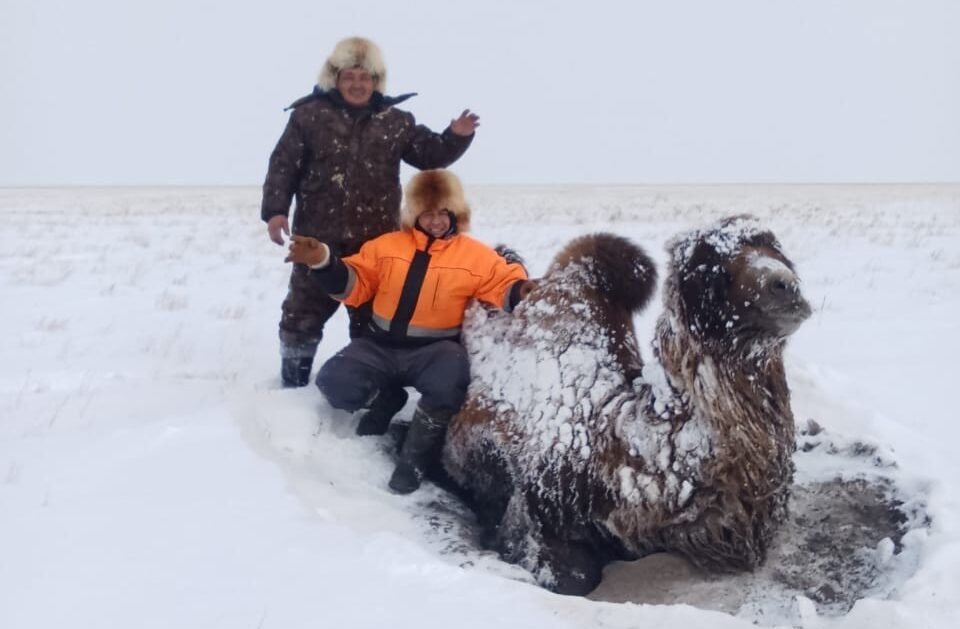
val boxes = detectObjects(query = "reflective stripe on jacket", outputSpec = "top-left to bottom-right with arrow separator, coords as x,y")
325,228 -> 527,342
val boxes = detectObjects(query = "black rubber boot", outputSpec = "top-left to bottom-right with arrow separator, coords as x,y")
281,357 -> 313,388
388,406 -> 450,494
356,387 -> 409,436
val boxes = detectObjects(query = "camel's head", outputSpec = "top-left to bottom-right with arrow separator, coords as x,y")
668,215 -> 811,345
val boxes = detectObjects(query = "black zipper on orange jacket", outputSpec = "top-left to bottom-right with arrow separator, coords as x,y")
389,235 -> 435,339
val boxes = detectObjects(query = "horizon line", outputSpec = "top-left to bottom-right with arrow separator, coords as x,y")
2,181 -> 959,190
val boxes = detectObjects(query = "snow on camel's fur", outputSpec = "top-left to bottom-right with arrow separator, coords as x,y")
443,216 -> 812,595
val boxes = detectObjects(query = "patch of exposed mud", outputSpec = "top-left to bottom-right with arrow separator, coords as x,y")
412,421 -> 929,626
588,478 -> 915,618
586,421 -> 929,624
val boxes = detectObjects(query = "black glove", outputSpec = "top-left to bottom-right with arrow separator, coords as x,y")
494,244 -> 526,267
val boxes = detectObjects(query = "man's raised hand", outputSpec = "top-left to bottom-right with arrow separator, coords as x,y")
450,109 -> 480,136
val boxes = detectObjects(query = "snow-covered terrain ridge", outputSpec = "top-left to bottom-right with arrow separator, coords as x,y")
1,185 -> 958,628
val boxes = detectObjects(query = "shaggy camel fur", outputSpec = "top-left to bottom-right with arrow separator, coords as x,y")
443,216 -> 812,595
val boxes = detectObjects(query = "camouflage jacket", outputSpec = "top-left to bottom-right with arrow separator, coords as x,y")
260,89 -> 473,257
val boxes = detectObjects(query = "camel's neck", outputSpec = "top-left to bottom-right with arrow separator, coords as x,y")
650,313 -> 796,489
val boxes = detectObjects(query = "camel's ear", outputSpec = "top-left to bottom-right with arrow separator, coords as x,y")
678,240 -> 735,340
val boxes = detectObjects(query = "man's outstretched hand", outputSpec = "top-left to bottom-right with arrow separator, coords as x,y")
285,235 -> 329,267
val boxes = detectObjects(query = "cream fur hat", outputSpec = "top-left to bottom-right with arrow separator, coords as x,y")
317,37 -> 387,92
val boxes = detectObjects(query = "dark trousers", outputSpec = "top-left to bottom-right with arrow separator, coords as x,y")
278,263 -> 370,357
317,338 -> 470,417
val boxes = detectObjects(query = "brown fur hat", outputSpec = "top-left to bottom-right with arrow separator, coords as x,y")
402,170 -> 472,232
317,37 -> 387,92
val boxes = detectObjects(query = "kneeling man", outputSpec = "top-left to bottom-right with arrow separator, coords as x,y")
285,169 -> 532,493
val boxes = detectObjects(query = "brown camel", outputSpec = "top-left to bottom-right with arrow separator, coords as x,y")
443,216 -> 812,595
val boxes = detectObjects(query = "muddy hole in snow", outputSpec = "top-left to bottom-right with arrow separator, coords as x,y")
587,475 -> 925,622
415,435 -> 929,626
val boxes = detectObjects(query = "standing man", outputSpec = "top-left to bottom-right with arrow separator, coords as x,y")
261,36 -> 480,387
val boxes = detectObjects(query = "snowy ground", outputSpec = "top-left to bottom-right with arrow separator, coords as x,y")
1,185 -> 958,628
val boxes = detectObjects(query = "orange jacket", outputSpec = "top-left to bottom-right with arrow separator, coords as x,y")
325,228 -> 527,341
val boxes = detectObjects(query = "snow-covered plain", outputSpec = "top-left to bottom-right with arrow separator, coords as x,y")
1,185 -> 958,628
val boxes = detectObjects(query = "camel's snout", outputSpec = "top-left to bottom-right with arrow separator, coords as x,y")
762,268 -> 810,335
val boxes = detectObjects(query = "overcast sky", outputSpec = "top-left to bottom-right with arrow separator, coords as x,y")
2,0 -> 958,186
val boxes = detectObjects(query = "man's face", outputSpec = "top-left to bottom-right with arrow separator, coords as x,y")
417,208 -> 452,238
336,67 -> 375,106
